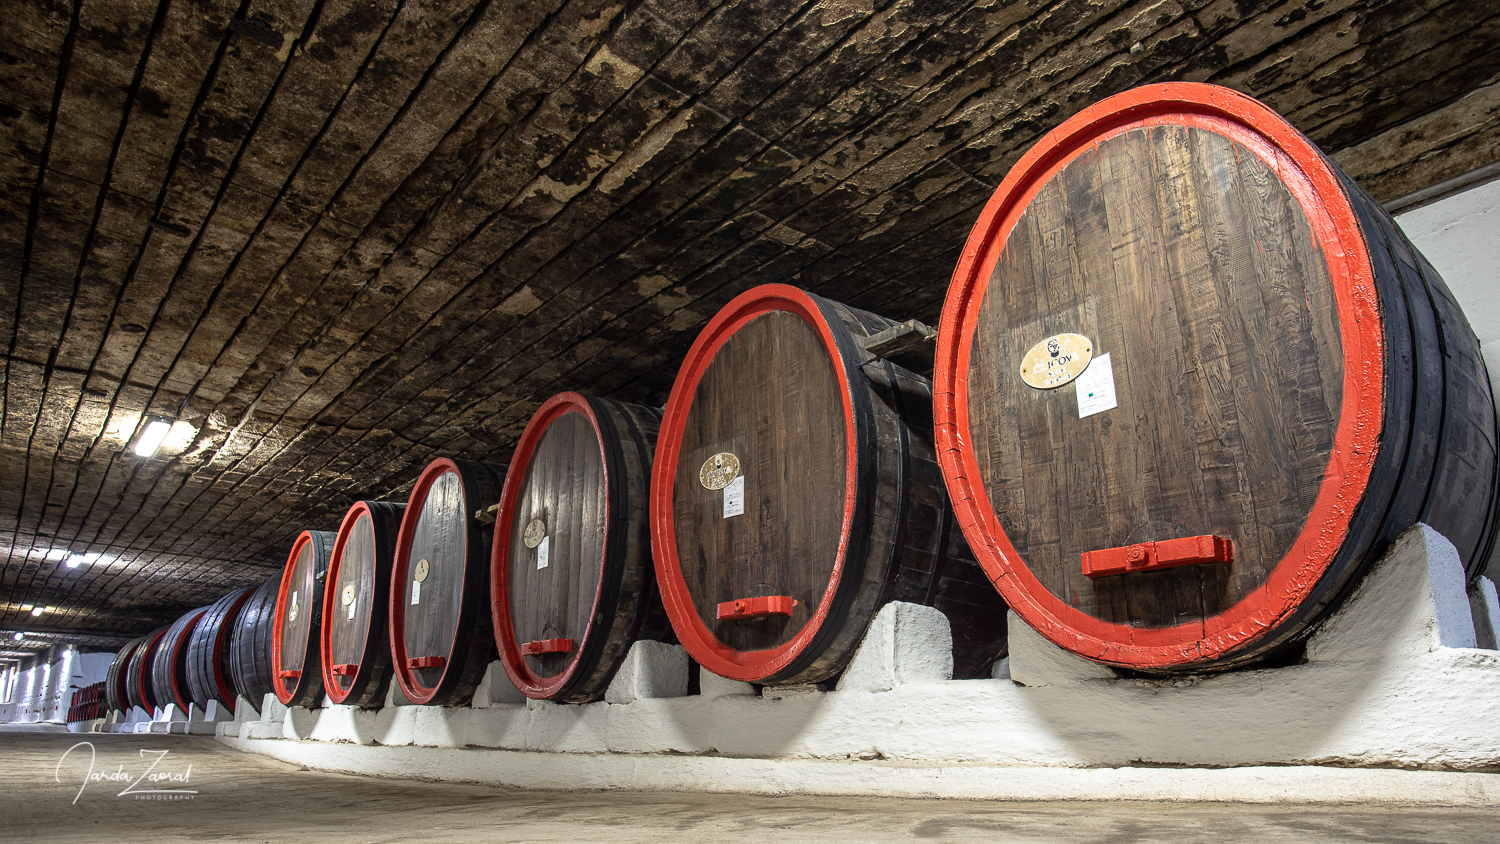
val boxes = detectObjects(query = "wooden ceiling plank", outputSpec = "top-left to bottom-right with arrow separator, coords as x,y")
0,0 -> 76,202
1332,80 -> 1500,202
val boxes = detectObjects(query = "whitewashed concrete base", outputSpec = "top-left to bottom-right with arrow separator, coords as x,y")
212,524 -> 1499,801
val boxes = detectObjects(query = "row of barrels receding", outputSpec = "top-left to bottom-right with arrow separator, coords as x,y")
101,82 -> 1500,716
67,681 -> 105,723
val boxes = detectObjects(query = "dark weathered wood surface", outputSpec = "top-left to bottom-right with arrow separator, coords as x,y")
673,310 -> 847,654
150,605 -> 207,712
496,394 -> 664,702
228,575 -> 279,704
184,585 -> 253,709
5,0 -> 1500,641
968,124 -> 1341,630
948,92 -> 1499,669
324,501 -> 401,707
658,286 -> 1007,683
393,459 -> 499,706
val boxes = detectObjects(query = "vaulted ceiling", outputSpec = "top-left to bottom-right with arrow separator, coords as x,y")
3,0 -> 1499,655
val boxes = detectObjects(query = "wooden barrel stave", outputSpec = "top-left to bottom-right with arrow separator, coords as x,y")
391,458 -> 502,706
229,576 -> 280,704
322,501 -> 404,707
493,393 -> 670,703
105,636 -> 145,713
273,530 -> 336,707
128,626 -> 170,713
150,607 -> 210,713
654,285 -> 1008,685
934,82 -> 1500,672
185,586 -> 255,710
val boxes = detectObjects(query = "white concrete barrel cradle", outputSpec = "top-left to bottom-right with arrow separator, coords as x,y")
321,501 -> 405,708
390,458 -> 503,706
272,530 -> 336,707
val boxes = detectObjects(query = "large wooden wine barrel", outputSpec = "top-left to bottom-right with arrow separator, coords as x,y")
150,606 -> 209,712
492,392 -> 672,702
127,625 -> 170,713
321,501 -> 404,707
185,586 -> 255,709
651,284 -> 1009,684
271,530 -> 335,707
934,82 -> 1500,673
105,636 -> 146,713
229,575 -> 280,704
390,457 -> 502,705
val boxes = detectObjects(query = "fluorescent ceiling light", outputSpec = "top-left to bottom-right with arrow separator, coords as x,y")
30,607 -> 44,616
133,419 -> 173,457
63,552 -> 100,569
11,632 -> 22,641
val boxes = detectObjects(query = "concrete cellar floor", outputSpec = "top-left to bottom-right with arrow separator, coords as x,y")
4,730 -> 1499,843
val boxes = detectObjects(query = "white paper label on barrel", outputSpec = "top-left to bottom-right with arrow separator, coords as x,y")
410,580 -> 421,605
1076,352 -> 1118,418
347,598 -> 356,621
723,475 -> 745,518
537,535 -> 550,571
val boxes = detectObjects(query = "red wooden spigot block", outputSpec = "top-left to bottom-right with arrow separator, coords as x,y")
331,664 -> 358,677
716,595 -> 798,621
406,656 -> 446,670
1082,535 -> 1233,579
277,669 -> 301,680
521,638 -> 574,657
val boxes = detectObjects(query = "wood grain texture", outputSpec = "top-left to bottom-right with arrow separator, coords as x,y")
273,529 -> 333,707
656,285 -> 1007,684
184,585 -> 253,709
943,85 -> 1500,671
150,605 -> 208,712
323,501 -> 403,708
228,575 -> 280,704
968,124 -> 1341,631
391,458 -> 500,706
495,393 -> 665,703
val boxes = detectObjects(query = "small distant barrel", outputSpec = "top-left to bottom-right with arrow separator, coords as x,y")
150,606 -> 210,712
933,82 -> 1500,672
127,625 -> 170,713
491,392 -> 672,703
229,575 -> 280,704
321,501 -> 405,707
390,457 -> 501,706
105,636 -> 146,713
272,530 -> 335,707
185,586 -> 255,710
651,284 -> 1009,684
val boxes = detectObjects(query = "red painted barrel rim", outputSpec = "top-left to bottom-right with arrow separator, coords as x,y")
208,588 -> 254,707
322,502 -> 377,705
165,608 -> 208,711
933,82 -> 1384,668
110,638 -> 142,711
132,628 -> 168,713
389,458 -> 465,705
491,392 -> 610,699
650,284 -> 860,681
271,530 -> 319,705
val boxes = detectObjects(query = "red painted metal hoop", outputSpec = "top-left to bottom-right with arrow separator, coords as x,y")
132,627 -> 168,713
164,607 -> 208,711
490,392 -> 611,699
650,283 -> 861,682
389,458 -> 466,705
932,82 -> 1385,668
321,502 -> 376,705
207,588 -> 254,707
271,530 -> 320,705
